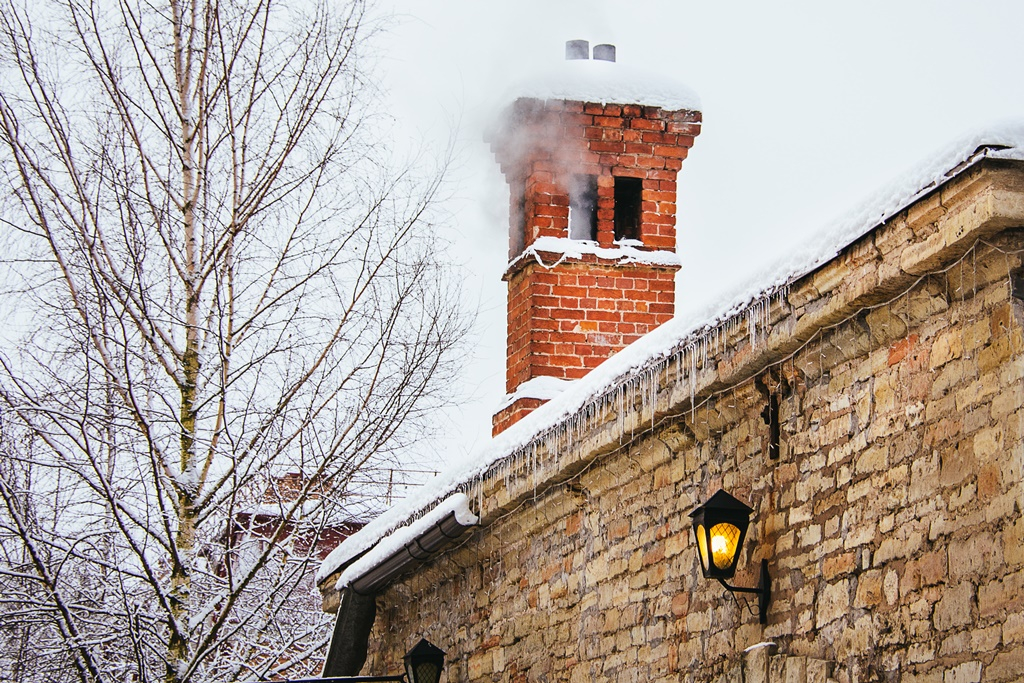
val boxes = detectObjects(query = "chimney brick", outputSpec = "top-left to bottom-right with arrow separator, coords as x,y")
489,97 -> 701,435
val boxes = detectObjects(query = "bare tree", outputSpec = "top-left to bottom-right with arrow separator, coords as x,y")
0,1 -> 468,681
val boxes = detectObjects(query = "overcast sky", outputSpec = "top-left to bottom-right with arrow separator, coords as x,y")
371,0 -> 1024,467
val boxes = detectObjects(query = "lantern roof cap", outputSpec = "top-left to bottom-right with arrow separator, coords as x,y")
689,489 -> 753,519
405,638 -> 444,660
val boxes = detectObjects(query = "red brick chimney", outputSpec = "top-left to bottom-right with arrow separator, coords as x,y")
490,42 -> 701,435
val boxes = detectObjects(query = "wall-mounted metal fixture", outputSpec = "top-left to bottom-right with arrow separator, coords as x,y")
1010,266 -> 1024,301
274,639 -> 445,683
761,393 -> 780,460
689,489 -> 771,624
404,639 -> 446,683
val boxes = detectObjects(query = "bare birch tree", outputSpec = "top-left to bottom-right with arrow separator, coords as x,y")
0,1 -> 468,681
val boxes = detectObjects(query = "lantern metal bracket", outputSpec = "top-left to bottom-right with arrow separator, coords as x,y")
716,559 -> 771,624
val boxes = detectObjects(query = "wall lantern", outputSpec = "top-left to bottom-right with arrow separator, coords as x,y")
689,489 -> 771,624
403,639 -> 446,683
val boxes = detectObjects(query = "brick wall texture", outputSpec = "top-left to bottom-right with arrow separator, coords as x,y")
328,162 -> 1024,682
490,100 -> 701,254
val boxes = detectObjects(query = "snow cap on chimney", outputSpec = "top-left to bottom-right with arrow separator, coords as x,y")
499,42 -> 701,112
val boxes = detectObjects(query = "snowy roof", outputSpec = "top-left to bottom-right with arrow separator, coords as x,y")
505,57 -> 701,112
333,493 -> 477,590
318,120 -> 1024,588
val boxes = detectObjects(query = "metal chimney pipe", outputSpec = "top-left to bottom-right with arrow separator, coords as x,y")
565,39 -> 589,60
593,44 -> 616,62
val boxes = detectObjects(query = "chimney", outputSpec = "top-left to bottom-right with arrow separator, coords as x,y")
489,44 -> 701,435
592,44 -> 616,62
565,39 -> 589,60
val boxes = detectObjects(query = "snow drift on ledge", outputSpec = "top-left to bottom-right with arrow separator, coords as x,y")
507,236 -> 681,272
317,120 -> 1024,586
496,375 -> 576,413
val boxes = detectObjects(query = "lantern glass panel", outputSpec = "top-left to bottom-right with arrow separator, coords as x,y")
409,661 -> 440,683
696,524 -> 709,571
709,522 -> 741,570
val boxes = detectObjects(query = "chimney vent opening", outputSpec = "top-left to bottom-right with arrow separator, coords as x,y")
565,39 -> 590,60
593,44 -> 616,62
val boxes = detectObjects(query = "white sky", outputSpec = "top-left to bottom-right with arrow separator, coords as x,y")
371,0 -> 1024,467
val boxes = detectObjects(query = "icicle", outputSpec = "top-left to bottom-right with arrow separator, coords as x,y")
689,344 -> 697,417
649,370 -> 657,429
972,245 -> 978,298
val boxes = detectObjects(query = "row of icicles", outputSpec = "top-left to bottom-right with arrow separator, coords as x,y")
462,284 -> 792,513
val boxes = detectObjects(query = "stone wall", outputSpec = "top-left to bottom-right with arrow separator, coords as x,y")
335,162 -> 1024,682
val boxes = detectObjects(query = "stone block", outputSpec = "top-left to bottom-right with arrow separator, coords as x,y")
971,624 -> 1001,652
978,335 -> 1013,374
855,444 -> 889,474
770,655 -> 787,683
902,671 -> 944,683
816,579 -> 850,629
943,661 -> 981,683
855,570 -> 884,608
950,481 -> 976,509
940,631 -> 971,657
917,550 -> 948,588
984,646 -> 1024,682
788,281 -> 820,308
908,282 -> 950,320
884,569 -> 900,605
955,377 -> 998,412
715,664 -> 744,683
910,452 -> 941,501
1004,610 -> 1024,644
874,529 -> 922,563
933,581 -> 974,631
784,656 -> 807,683
948,532 -> 1002,581
991,382 -> 1024,421
799,525 -> 823,548
866,306 -> 909,345
930,330 -> 964,369
468,651 -> 492,679
743,644 -> 776,683
805,659 -> 830,683
1004,518 -> 1024,568
823,552 -> 856,579
907,644 -> 935,664
940,441 -> 977,487
979,571 -> 1024,618
973,425 -> 1004,462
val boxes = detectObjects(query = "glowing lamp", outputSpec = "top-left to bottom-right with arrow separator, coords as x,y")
689,489 -> 751,579
689,489 -> 771,624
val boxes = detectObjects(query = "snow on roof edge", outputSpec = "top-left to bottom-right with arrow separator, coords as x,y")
318,120 -> 1024,588
333,493 -> 478,590
318,492 -> 476,584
